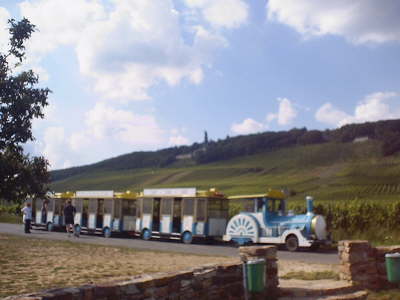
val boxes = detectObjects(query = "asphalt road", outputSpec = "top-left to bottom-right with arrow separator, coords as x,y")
0,223 -> 339,264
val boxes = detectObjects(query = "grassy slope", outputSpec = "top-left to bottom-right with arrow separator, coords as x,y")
50,140 -> 400,203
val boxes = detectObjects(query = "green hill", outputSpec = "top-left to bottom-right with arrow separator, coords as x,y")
50,139 -> 400,203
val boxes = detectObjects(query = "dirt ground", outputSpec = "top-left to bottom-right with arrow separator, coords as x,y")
278,259 -> 339,276
0,234 -> 238,297
0,233 -> 341,298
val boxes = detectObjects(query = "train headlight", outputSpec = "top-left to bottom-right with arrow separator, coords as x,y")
311,215 -> 327,240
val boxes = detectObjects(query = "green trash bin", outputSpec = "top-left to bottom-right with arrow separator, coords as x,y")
245,258 -> 266,293
385,253 -> 400,283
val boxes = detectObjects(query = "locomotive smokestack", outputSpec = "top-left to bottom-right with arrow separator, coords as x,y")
306,196 -> 314,214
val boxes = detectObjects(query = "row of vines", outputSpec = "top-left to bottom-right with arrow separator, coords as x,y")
289,200 -> 400,233
0,204 -> 21,215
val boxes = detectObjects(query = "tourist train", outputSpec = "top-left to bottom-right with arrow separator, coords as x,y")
31,187 -> 331,251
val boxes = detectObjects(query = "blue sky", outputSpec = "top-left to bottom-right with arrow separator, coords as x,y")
1,0 -> 399,169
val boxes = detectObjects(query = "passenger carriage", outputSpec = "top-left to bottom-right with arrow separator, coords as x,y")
136,188 -> 228,244
73,190 -> 137,237
37,192 -> 73,231
223,190 -> 332,251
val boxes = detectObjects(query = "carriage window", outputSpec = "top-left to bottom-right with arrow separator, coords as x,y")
161,198 -> 172,215
83,199 -> 89,214
143,198 -> 152,214
88,199 -> 97,213
208,198 -> 222,218
267,199 -> 277,213
136,199 -> 142,217
98,199 -> 104,215
104,199 -> 113,214
221,199 -> 229,218
173,198 -> 182,217
278,199 -> 286,215
122,199 -> 136,216
196,199 -> 206,222
74,199 -> 83,213
114,199 -> 121,218
36,199 -> 43,212
256,198 -> 264,212
240,199 -> 255,213
48,198 -> 55,212
54,199 -> 61,214
183,198 -> 194,216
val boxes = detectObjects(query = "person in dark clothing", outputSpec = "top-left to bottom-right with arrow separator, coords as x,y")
41,200 -> 48,224
63,200 -> 76,237
21,202 -> 32,233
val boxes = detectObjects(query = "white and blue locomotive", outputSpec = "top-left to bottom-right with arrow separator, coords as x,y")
223,190 -> 331,251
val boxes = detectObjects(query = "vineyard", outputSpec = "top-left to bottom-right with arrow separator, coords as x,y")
288,199 -> 400,244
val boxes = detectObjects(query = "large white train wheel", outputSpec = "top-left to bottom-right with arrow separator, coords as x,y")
225,214 -> 259,245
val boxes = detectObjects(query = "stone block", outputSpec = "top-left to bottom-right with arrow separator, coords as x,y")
167,280 -> 180,294
150,273 -> 176,287
153,285 -> 169,298
118,281 -> 140,296
94,282 -> 119,299
40,288 -> 80,300
78,285 -> 95,300
340,250 -> 375,264
239,245 -> 277,259
376,262 -> 387,275
130,274 -> 155,290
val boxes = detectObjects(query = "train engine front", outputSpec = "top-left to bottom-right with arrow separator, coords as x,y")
223,191 -> 332,251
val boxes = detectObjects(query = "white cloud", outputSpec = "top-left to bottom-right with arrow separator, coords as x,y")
83,102 -> 164,145
42,126 -> 72,169
267,0 -> 400,44
169,135 -> 190,146
18,0 -> 233,102
37,102 -> 193,169
315,102 -> 350,126
0,7 -> 10,52
267,98 -> 298,126
231,118 -> 265,135
185,0 -> 248,29
315,92 -> 400,127
19,0 -> 105,55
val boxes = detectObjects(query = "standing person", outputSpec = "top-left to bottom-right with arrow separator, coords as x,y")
41,200 -> 48,224
21,202 -> 32,234
63,200 -> 76,237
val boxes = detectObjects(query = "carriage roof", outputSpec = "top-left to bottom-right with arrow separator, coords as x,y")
139,187 -> 225,199
51,190 -> 138,200
228,189 -> 286,200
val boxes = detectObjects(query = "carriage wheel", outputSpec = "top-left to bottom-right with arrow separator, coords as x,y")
285,235 -> 299,252
141,229 -> 151,241
182,231 -> 193,244
103,227 -> 111,238
46,222 -> 53,232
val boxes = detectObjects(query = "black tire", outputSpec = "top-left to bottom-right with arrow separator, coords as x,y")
285,235 -> 299,252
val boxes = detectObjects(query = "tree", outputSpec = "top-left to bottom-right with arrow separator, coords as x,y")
204,130 -> 208,146
0,18 -> 50,202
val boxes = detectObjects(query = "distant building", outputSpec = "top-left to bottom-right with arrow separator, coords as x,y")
176,153 -> 193,160
353,136 -> 369,143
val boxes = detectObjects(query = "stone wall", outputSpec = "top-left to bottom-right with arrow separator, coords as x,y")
4,246 -> 279,300
338,240 -> 400,290
239,245 -> 279,299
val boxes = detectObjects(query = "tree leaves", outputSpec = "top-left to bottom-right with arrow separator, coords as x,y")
0,18 -> 50,203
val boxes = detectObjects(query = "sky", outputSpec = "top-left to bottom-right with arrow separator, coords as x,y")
0,0 -> 399,170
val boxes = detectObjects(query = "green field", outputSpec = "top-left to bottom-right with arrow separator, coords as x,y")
51,140 -> 400,200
